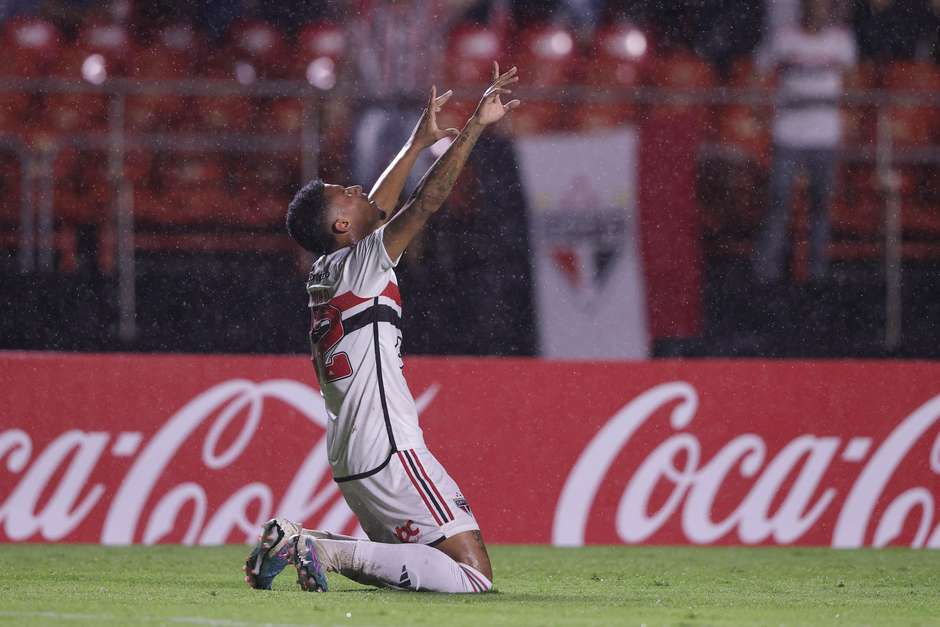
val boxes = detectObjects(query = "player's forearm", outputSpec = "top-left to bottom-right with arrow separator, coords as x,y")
369,141 -> 422,219
406,118 -> 484,217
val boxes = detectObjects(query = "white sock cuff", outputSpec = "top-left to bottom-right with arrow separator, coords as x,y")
457,562 -> 493,592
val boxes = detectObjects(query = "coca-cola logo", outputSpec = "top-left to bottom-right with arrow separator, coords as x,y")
0,378 -> 438,545
553,382 -> 940,548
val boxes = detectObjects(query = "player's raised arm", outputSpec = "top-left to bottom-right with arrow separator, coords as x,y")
369,87 -> 460,221
382,62 -> 520,262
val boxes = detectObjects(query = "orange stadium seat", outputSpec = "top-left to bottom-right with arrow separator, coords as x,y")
574,22 -> 650,131
507,24 -> 577,134
295,21 -> 346,89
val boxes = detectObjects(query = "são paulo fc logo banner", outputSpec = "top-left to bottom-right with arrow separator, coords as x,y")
2,353 -> 940,548
515,128 -> 649,358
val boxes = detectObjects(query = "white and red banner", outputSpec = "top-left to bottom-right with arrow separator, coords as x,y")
2,353 -> 940,548
516,128 -> 649,359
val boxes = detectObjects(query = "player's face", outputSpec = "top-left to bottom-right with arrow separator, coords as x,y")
324,184 -> 387,239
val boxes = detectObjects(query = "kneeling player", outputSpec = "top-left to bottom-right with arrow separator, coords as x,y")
243,62 -> 520,593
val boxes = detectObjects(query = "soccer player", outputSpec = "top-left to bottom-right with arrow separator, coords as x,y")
243,62 -> 519,594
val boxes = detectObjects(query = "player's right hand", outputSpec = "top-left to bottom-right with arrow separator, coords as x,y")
472,62 -> 520,127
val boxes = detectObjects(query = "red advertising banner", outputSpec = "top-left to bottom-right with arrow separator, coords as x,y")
2,353 -> 939,548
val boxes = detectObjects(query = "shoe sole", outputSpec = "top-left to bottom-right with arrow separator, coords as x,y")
293,535 -> 329,592
244,520 -> 288,590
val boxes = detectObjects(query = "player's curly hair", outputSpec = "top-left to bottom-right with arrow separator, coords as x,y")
286,179 -> 330,254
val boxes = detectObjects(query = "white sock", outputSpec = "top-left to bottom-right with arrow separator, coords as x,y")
314,538 -> 492,593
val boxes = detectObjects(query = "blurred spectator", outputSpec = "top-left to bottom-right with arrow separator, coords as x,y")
752,0 -> 856,284
854,0 -> 931,61
341,0 -> 475,190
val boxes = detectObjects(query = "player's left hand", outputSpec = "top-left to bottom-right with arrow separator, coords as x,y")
410,86 -> 460,149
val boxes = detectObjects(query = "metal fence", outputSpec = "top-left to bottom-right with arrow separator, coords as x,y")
1,77 -> 939,350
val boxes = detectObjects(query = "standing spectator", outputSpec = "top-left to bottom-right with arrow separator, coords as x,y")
341,0 -> 474,191
752,0 -> 856,284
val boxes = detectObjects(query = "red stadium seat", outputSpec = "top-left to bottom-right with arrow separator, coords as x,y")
0,150 -> 23,226
507,24 -> 577,135
53,147 -> 110,225
841,62 -> 878,150
42,21 -> 133,134
0,17 -> 61,77
716,57 -> 772,164
224,19 -> 289,80
295,22 -> 346,89
646,48 -> 715,126
574,23 -> 651,130
126,24 -> 203,132
446,23 -> 504,86
228,153 -> 299,229
0,18 -> 61,131
882,61 -> 940,147
257,98 -> 304,135
162,153 -> 227,225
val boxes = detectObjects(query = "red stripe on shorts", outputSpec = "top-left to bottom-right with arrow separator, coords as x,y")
410,449 -> 454,520
459,564 -> 486,592
397,450 -> 443,526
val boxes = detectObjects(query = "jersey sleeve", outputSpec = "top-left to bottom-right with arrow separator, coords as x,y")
341,226 -> 401,295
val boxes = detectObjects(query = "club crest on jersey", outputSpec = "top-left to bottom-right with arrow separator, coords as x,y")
395,520 -> 420,543
453,493 -> 472,515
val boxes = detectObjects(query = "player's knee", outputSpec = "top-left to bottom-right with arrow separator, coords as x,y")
435,531 -> 493,582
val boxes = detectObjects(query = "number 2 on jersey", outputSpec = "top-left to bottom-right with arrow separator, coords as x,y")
310,304 -> 353,383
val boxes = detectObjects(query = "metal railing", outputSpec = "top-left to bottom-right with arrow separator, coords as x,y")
1,77 -> 938,350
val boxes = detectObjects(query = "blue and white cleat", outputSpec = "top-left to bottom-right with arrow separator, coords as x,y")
243,518 -> 301,590
291,534 -> 329,592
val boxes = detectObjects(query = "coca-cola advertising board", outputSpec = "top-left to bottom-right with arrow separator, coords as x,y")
2,353 -> 939,548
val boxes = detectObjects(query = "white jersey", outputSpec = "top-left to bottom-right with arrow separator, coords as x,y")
758,26 -> 856,149
306,226 -> 425,480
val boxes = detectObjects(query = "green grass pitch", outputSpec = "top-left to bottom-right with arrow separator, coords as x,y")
1,545 -> 938,626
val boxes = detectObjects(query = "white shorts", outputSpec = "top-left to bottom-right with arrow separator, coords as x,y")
337,447 -> 480,545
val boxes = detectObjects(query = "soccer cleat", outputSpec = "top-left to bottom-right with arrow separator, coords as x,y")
291,534 -> 329,592
243,518 -> 301,590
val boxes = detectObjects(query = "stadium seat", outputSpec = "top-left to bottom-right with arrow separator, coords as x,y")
162,153 -> 227,225
224,19 -> 289,80
446,23 -> 504,86
506,24 -> 577,135
882,61 -> 940,148
716,57 -> 772,164
126,23 -> 203,132
573,22 -> 650,130
646,48 -> 716,124
43,21 -> 133,134
0,18 -> 61,132
294,21 -> 346,89
257,98 -> 304,135
0,17 -> 61,77
227,153 -> 299,229
841,62 -> 878,150
52,147 -> 110,225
